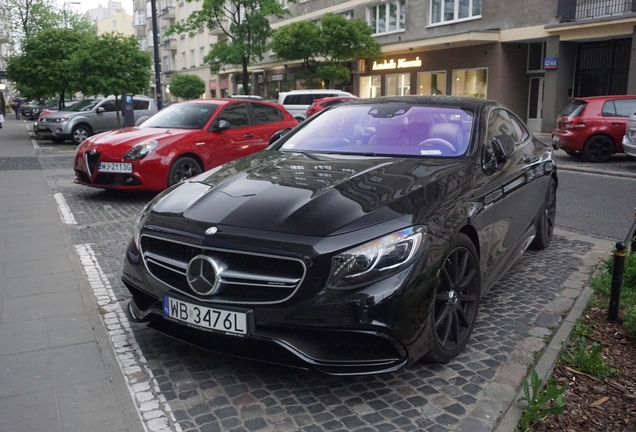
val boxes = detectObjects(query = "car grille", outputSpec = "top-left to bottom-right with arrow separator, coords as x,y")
140,235 -> 306,304
85,151 -> 101,177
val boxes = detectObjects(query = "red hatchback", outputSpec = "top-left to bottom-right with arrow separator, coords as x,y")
305,96 -> 359,118
74,99 -> 298,191
552,95 -> 636,162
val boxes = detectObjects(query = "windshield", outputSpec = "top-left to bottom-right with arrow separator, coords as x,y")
140,102 -> 219,129
68,99 -> 101,112
560,100 -> 587,117
279,104 -> 474,157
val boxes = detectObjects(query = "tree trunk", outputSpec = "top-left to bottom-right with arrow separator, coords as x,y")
242,59 -> 250,95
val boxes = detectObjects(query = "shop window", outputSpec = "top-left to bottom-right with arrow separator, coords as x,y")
386,73 -> 411,96
368,0 -> 406,35
528,42 -> 545,73
359,75 -> 381,98
430,0 -> 481,25
418,71 -> 446,95
453,68 -> 487,98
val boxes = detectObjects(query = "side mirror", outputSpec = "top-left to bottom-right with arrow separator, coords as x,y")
135,116 -> 149,126
211,119 -> 231,132
96,107 -> 105,113
491,135 -> 516,165
268,128 -> 291,145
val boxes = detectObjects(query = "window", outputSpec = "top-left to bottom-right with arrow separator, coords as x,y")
418,71 -> 446,95
453,68 -> 487,98
277,0 -> 288,8
368,1 -> 405,35
252,103 -> 283,124
134,10 -> 146,26
181,51 -> 186,69
359,76 -> 381,98
487,109 -> 519,143
200,47 -> 205,65
386,73 -> 410,96
190,49 -> 195,67
342,10 -> 353,19
602,99 -> 636,117
162,55 -> 170,72
430,0 -> 481,25
139,36 -> 147,51
216,103 -> 249,128
527,42 -> 545,72
99,100 -> 118,112
133,100 -> 150,110
112,20 -> 117,28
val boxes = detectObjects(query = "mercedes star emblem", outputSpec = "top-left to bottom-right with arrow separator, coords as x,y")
186,255 -> 222,295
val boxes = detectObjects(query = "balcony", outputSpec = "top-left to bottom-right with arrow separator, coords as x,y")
159,6 -> 175,20
208,20 -> 227,35
162,37 -> 177,51
559,0 -> 636,22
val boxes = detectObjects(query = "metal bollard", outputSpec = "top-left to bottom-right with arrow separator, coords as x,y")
608,241 -> 626,322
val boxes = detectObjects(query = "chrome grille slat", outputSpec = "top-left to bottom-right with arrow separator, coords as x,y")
140,234 -> 306,304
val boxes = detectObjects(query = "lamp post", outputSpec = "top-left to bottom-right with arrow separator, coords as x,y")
63,2 -> 81,28
150,0 -> 163,109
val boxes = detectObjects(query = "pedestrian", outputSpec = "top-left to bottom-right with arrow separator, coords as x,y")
11,99 -> 21,120
0,93 -> 6,129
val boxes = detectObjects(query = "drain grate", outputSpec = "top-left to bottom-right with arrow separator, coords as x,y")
0,157 -> 42,171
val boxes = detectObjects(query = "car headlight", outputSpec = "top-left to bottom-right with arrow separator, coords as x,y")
326,226 -> 425,290
124,139 -> 159,160
54,117 -> 69,123
133,201 -> 153,251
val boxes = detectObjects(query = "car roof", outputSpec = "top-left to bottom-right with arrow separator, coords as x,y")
342,95 -> 496,111
314,96 -> 359,103
574,95 -> 636,102
169,98 -> 283,107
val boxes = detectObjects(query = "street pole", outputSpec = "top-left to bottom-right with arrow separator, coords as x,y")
150,0 -> 163,110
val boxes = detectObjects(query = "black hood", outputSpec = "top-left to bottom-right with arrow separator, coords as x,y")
151,151 -> 472,237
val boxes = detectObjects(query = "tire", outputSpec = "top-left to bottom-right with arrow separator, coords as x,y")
167,157 -> 203,187
530,177 -> 557,250
422,233 -> 481,363
71,124 -> 92,145
582,135 -> 614,163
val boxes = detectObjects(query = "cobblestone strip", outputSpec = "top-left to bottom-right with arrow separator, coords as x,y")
75,243 -> 179,432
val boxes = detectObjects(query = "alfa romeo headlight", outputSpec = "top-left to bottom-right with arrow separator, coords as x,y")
326,227 -> 425,290
124,139 -> 158,160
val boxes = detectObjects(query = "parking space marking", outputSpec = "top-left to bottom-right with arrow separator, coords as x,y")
31,138 -> 39,150
53,193 -> 77,225
75,243 -> 180,432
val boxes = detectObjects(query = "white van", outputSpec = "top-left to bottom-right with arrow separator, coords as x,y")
278,89 -> 354,121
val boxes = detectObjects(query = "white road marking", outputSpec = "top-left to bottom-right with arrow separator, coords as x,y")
32,139 -> 40,150
75,244 -> 181,432
53,193 -> 77,225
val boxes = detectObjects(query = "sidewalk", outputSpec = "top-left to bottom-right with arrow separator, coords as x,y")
0,118 -> 143,432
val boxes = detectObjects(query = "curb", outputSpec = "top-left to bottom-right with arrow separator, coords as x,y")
556,165 -> 636,180
493,231 -> 612,432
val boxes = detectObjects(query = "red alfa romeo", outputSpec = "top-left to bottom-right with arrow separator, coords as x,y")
74,99 -> 298,191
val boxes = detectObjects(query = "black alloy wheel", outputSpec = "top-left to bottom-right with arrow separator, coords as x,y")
423,233 -> 481,363
167,157 -> 203,187
582,135 -> 614,163
530,177 -> 556,250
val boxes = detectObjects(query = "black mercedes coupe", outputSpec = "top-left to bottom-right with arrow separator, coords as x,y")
122,96 -> 557,375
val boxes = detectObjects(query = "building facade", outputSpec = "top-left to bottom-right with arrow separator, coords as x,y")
86,1 -> 134,36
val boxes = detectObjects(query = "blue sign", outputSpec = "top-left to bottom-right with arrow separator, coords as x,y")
543,57 -> 558,69
126,95 -> 133,104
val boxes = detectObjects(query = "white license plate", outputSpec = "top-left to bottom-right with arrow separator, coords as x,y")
163,296 -> 249,335
38,125 -> 46,130
98,162 -> 132,173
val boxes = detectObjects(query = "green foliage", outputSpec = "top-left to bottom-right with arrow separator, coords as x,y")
622,305 -> 636,338
169,73 -> 206,100
560,337 -> 617,379
269,13 -> 382,88
72,33 -> 152,98
517,369 -> 567,432
167,0 -> 290,94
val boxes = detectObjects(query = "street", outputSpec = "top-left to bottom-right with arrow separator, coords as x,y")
0,119 -> 621,432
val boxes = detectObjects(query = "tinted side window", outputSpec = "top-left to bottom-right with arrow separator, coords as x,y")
488,109 -> 519,143
602,101 -> 617,116
133,100 -> 150,110
100,100 -> 119,112
284,94 -> 312,105
252,103 -> 283,124
614,99 -> 636,117
509,113 -> 530,143
216,103 -> 249,128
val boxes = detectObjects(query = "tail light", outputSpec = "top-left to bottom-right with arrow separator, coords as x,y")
561,116 -> 586,129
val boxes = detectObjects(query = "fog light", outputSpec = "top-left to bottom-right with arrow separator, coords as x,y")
56,128 -> 62,133
125,177 -> 135,184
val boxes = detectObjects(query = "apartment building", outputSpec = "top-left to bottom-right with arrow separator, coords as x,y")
86,1 -> 134,36
133,0 -> 221,102
0,0 -> 11,96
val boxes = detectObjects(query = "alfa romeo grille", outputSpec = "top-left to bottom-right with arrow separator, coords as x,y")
140,235 -> 306,304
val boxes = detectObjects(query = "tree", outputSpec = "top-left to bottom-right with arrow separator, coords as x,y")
269,13 -> 382,88
167,0 -> 289,95
6,27 -> 90,104
169,73 -> 206,100
72,33 -> 153,125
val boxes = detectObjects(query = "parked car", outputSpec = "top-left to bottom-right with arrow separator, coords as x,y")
228,95 -> 265,100
551,95 -> 636,162
621,110 -> 636,157
35,95 -> 158,145
73,99 -> 298,191
306,96 -> 359,118
21,100 -> 47,120
37,100 -> 80,119
122,96 -> 557,375
278,89 -> 354,121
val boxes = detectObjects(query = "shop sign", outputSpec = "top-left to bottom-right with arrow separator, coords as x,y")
219,78 -> 229,89
372,57 -> 422,71
209,80 -> 217,90
269,73 -> 285,82
543,57 -> 558,69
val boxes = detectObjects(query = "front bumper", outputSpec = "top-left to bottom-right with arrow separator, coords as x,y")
34,121 -> 71,140
622,134 -> 636,157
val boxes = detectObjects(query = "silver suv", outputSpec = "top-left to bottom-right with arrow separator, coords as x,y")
622,110 -> 636,157
35,96 -> 158,145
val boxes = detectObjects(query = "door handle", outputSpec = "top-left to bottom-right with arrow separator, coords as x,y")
243,134 -> 254,138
